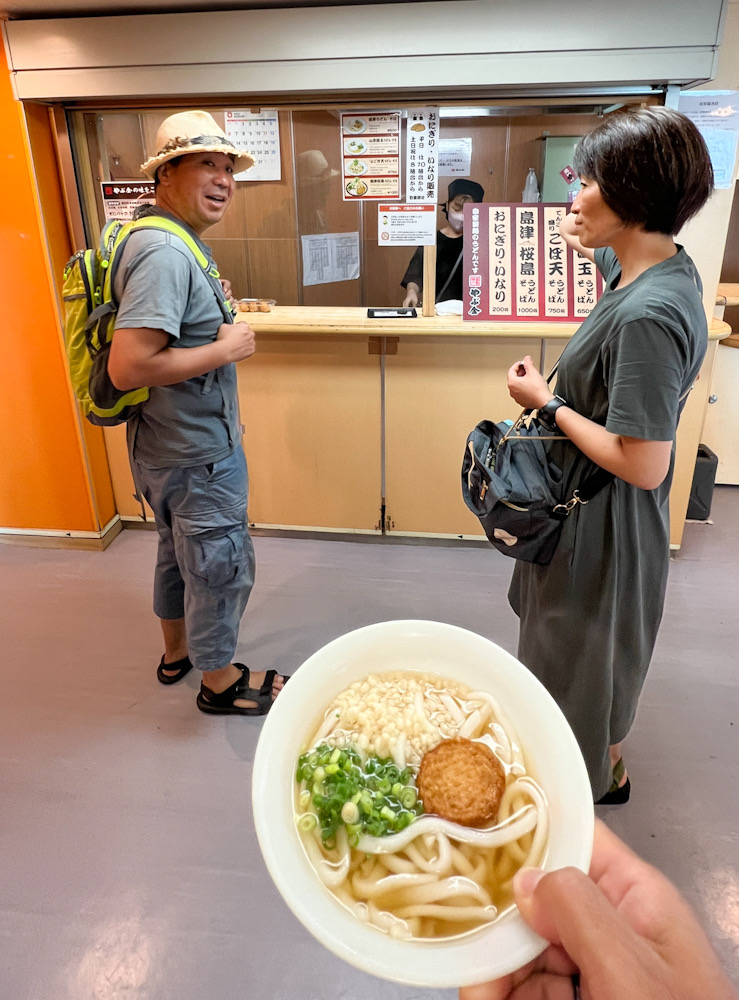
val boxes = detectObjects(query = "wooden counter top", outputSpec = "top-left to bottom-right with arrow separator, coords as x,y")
716,282 -> 739,307
240,305 -> 731,341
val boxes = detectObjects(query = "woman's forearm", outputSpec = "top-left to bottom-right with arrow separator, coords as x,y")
553,405 -> 672,490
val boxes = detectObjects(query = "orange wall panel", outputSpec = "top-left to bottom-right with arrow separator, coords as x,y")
0,47 -> 104,533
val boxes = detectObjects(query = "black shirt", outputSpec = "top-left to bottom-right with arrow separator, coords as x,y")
401,231 -> 465,303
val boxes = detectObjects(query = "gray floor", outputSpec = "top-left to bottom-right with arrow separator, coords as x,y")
2,486 -> 738,999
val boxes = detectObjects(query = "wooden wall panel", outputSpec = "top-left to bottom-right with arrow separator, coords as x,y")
238,336 -> 382,531
384,337 -> 565,537
504,113 -> 594,202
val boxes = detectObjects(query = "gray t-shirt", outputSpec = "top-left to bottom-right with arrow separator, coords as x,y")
114,214 -> 239,467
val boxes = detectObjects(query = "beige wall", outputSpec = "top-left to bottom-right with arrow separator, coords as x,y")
679,0 -> 739,317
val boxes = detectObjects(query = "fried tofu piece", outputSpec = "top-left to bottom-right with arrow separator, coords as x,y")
417,737 -> 505,827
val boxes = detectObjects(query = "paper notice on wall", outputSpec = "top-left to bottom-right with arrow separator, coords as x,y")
301,232 -> 360,285
678,91 -> 739,189
405,107 -> 439,203
439,138 -> 472,177
101,181 -> 155,221
224,109 -> 282,182
377,204 -> 437,246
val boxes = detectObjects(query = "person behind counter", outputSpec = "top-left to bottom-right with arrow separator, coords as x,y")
401,178 -> 484,308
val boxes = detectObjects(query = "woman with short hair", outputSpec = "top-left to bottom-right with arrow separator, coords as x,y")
505,106 -> 714,803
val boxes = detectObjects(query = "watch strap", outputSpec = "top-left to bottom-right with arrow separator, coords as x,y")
538,395 -> 567,431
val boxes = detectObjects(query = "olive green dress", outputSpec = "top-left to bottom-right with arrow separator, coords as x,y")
508,246 -> 708,799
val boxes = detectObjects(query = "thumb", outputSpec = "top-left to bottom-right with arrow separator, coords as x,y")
513,866 -> 646,982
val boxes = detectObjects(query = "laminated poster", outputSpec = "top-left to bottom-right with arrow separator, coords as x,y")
463,203 -> 603,322
677,91 -> 739,190
377,204 -> 437,246
439,137 -> 472,177
405,107 -> 439,203
341,112 -> 401,201
101,182 -> 155,221
301,232 -> 360,286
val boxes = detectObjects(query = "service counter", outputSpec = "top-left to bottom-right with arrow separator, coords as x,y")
104,309 -> 731,550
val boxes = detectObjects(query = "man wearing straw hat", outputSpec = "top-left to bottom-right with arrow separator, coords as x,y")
109,110 -> 288,716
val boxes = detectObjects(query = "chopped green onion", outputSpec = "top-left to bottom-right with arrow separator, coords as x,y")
399,787 -> 417,809
296,742 -> 424,844
297,812 -> 317,832
341,801 -> 360,824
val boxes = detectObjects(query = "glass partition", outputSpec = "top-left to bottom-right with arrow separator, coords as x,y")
69,98 -> 655,308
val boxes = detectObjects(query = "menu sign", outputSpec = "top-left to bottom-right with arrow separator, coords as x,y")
341,112 -> 401,201
405,107 -> 439,203
463,203 -> 603,322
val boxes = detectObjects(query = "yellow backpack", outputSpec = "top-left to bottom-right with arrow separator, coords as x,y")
62,215 -> 231,426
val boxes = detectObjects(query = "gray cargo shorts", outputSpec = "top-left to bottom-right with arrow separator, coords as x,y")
132,448 -> 255,672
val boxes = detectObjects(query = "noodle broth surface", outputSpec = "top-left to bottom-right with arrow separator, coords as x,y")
295,670 -> 548,941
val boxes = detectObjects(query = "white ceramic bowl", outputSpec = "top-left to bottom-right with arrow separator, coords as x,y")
252,620 -> 594,989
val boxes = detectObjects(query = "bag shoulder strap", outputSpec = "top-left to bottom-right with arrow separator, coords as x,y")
435,247 -> 464,302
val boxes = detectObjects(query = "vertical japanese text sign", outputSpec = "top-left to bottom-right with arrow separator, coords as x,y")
463,203 -> 603,321
405,108 -> 439,204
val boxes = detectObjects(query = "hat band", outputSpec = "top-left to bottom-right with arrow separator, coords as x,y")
156,133 -> 238,157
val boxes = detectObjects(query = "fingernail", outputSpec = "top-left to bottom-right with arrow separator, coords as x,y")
513,866 -> 545,899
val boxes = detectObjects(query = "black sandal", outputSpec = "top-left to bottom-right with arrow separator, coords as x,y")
156,654 -> 194,686
596,757 -> 631,805
196,664 -> 289,716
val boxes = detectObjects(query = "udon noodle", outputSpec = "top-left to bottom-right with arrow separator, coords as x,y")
295,671 -> 548,941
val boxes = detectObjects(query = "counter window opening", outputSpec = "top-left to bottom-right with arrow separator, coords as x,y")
70,100 -> 658,311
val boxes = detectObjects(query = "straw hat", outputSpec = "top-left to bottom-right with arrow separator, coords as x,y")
141,110 -> 255,181
297,149 -> 340,185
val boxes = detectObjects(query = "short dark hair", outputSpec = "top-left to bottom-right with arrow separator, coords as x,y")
573,106 -> 714,234
154,154 -> 183,186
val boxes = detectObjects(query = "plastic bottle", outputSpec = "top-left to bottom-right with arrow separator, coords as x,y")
522,168 -> 540,203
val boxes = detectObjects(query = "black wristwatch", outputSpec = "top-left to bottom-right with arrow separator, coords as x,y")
538,395 -> 567,432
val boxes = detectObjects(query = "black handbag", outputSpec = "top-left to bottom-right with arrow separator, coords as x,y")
461,411 -> 613,565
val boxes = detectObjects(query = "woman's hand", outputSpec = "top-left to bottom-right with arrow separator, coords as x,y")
507,356 -> 554,410
403,283 -> 421,308
459,820 -> 737,1000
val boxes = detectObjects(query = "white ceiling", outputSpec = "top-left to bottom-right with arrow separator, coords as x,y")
0,0 -> 415,17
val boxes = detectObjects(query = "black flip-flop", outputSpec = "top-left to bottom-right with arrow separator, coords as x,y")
196,663 -> 289,716
156,654 -> 194,686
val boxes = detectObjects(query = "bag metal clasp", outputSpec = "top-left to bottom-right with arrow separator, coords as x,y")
552,490 -> 589,517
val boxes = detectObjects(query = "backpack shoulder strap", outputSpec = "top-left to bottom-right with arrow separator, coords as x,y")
127,216 -> 210,269
123,216 -> 233,322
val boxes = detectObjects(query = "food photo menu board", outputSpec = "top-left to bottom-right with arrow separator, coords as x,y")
462,203 -> 603,322
341,112 -> 401,201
